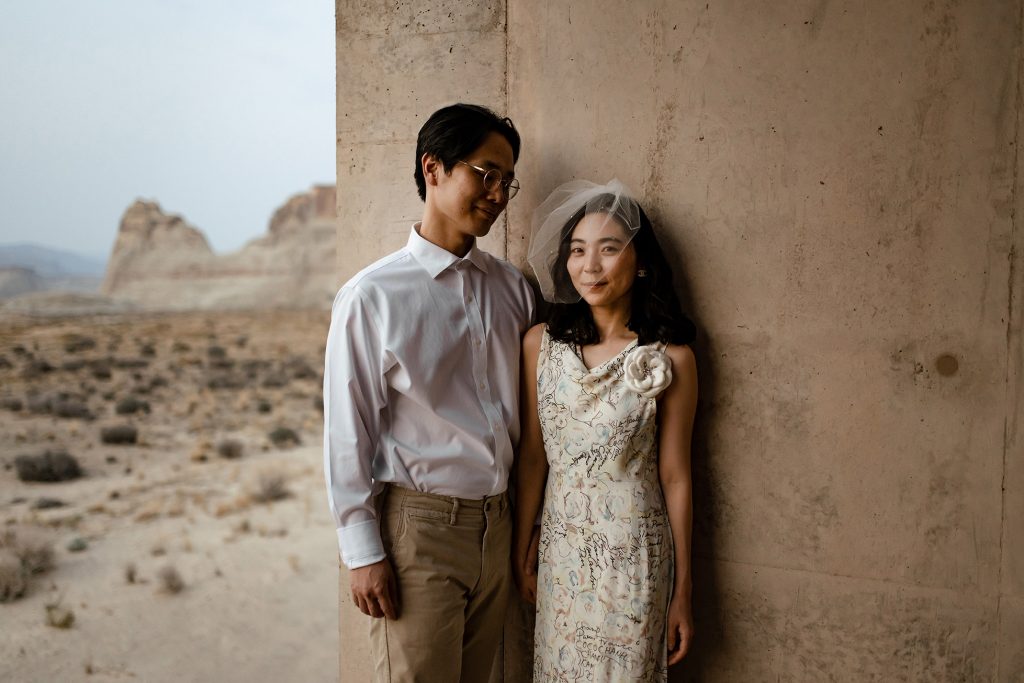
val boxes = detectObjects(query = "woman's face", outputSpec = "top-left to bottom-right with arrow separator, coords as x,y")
566,211 -> 637,308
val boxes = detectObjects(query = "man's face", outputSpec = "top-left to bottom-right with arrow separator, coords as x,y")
429,132 -> 515,240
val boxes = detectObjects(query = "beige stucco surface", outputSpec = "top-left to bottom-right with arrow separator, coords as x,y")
335,1 -> 1022,680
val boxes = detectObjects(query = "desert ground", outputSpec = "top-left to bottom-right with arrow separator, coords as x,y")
0,308 -> 339,683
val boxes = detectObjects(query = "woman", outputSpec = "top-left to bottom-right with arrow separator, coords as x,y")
514,179 -> 698,681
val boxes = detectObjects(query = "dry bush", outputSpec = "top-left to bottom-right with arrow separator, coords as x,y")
45,600 -> 75,629
22,358 -> 55,379
52,398 -> 93,420
63,334 -> 97,354
115,396 -> 151,415
14,451 -> 83,483
100,424 -> 138,445
0,550 -> 27,602
268,427 -> 300,449
4,528 -> 56,575
157,565 -> 185,594
216,439 -> 244,460
0,397 -> 23,412
206,373 -> 247,390
124,562 -> 137,584
0,527 -> 55,601
90,361 -> 112,380
251,471 -> 290,503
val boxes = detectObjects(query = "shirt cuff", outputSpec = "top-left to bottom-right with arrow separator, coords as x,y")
337,519 -> 386,569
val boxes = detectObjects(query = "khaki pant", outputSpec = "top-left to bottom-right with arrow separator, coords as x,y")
370,485 -> 511,683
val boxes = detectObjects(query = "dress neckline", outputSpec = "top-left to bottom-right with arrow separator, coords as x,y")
572,337 -> 639,375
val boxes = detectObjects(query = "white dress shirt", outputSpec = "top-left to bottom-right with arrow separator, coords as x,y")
323,225 -> 535,568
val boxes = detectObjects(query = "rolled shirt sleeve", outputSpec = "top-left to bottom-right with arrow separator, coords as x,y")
323,285 -> 393,569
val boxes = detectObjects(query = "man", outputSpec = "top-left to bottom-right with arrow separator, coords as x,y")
323,103 -> 535,682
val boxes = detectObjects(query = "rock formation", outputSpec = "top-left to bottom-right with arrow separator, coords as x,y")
101,186 -> 338,310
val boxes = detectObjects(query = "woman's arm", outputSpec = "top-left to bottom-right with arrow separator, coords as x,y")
513,323 -> 549,603
657,343 -> 698,665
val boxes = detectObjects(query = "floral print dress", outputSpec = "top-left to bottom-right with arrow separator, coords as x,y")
534,327 -> 672,682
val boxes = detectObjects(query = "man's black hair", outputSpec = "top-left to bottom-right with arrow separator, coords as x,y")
414,103 -> 521,201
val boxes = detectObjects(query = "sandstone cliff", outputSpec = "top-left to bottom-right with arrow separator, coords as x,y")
101,186 -> 338,310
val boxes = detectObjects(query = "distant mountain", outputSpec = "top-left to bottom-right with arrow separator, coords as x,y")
101,185 -> 339,310
0,243 -> 106,278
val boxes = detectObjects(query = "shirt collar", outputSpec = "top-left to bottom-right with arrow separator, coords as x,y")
407,224 -> 490,278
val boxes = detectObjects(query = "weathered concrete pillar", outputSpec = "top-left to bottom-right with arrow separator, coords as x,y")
506,0 -> 1022,680
333,2 -> 514,681
336,0 -> 1023,680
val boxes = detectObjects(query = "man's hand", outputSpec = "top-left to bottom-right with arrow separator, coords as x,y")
513,524 -> 541,604
350,559 -> 399,619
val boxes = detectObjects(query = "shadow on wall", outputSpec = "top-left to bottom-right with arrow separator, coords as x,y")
651,206 -> 725,682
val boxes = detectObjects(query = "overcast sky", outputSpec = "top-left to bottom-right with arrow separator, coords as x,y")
0,1 -> 334,261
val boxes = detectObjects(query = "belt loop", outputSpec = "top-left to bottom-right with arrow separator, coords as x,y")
449,498 -> 459,525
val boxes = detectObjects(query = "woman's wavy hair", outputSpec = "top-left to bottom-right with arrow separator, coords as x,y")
546,194 -> 696,347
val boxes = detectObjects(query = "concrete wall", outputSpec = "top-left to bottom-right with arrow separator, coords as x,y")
336,1 -> 1023,680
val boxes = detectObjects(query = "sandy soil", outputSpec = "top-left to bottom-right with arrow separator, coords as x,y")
0,309 -> 339,683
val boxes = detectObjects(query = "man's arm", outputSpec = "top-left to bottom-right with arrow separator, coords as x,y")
323,286 -> 398,618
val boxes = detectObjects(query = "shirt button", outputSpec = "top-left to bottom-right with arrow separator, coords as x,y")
478,383 -> 486,391
466,294 -> 473,302
474,339 -> 482,347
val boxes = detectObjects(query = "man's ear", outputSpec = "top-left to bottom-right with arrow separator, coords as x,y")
421,153 -> 442,189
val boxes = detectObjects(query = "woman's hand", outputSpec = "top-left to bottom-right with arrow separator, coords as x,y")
666,592 -> 694,666
513,524 -> 541,603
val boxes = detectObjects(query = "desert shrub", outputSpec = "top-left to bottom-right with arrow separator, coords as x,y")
207,373 -> 246,390
90,361 -> 112,380
22,358 -> 55,378
261,373 -> 289,389
242,359 -> 271,374
26,395 -> 53,415
124,562 -> 137,584
251,471 -> 290,503
14,451 -> 83,483
209,358 -> 235,371
257,399 -> 272,414
32,497 -> 65,510
149,375 -> 168,389
0,397 -> 22,412
113,358 -> 149,370
0,551 -> 26,602
66,537 -> 87,552
139,343 -> 156,358
235,335 -> 249,348
52,399 -> 93,420
1,527 -> 55,576
216,439 -> 244,459
313,395 -> 324,413
0,355 -> 13,369
285,357 -> 317,380
45,600 -> 74,628
115,396 -> 151,415
207,345 -> 227,360
63,334 -> 97,354
171,340 -> 191,353
157,565 -> 185,594
268,427 -> 300,448
100,424 -> 138,445
61,358 -> 86,371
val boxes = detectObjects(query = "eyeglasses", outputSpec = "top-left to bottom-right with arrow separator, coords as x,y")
457,161 -> 520,200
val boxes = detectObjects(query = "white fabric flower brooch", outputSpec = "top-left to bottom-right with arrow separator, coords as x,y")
623,345 -> 673,398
